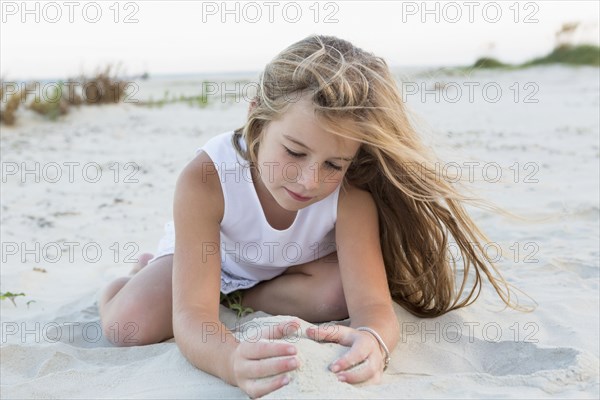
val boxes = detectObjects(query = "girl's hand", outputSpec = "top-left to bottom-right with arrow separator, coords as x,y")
231,319 -> 302,399
306,324 -> 385,385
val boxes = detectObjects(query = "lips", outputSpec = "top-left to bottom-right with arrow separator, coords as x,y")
285,188 -> 313,202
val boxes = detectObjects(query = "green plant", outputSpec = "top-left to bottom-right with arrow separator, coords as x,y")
522,44 -> 600,67
28,82 -> 69,120
79,64 -> 129,104
220,291 -> 254,318
472,57 -> 508,69
1,291 -> 26,306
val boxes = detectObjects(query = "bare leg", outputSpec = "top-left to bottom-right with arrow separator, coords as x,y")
99,253 -> 174,346
98,253 -> 155,317
240,251 -> 348,323
128,253 -> 156,275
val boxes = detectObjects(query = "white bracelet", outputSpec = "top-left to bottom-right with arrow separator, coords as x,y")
356,326 -> 391,372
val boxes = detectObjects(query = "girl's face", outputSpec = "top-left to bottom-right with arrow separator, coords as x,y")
253,94 -> 361,211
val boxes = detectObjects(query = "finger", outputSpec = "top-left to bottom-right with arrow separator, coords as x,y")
330,345 -> 369,373
330,332 -> 379,372
243,372 -> 291,399
240,339 -> 297,360
268,319 -> 302,340
244,355 -> 300,379
305,324 -> 352,346
240,319 -> 301,342
336,356 -> 381,385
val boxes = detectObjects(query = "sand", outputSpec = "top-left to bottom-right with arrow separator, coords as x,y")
1,66 -> 599,398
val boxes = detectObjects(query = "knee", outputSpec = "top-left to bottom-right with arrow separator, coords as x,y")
314,261 -> 348,322
101,298 -> 158,347
317,283 -> 348,321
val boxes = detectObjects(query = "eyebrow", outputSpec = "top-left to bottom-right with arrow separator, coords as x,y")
283,134 -> 354,161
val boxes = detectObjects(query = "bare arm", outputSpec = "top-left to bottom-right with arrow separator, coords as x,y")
171,151 -> 238,383
171,151 -> 300,397
336,184 -> 400,353
307,184 -> 400,383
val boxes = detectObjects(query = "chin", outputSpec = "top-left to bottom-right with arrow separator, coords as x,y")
278,197 -> 306,211
277,188 -> 316,210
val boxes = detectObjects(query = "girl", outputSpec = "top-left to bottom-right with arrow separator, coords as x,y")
98,35 -> 519,398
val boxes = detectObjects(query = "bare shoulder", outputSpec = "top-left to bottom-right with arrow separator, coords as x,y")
337,182 -> 378,222
175,150 -> 224,223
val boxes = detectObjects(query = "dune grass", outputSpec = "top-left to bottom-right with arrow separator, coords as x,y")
471,57 -> 510,69
522,44 -> 600,67
0,82 -> 23,126
139,81 -> 210,109
434,43 -> 600,76
80,65 -> 129,105
1,64 -> 131,126
28,83 -> 70,121
470,44 -> 600,70
468,21 -> 599,70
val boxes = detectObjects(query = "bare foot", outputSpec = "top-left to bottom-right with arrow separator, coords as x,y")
129,253 -> 155,275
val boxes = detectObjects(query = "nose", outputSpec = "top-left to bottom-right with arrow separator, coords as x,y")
297,164 -> 320,192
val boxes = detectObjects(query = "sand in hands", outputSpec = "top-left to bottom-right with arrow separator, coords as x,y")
232,315 -> 374,399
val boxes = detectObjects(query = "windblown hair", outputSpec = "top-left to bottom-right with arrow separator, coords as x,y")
232,34 -> 528,317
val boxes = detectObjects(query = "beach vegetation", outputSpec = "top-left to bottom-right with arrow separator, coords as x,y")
472,57 -> 509,69
0,82 -> 23,126
522,44 -> 600,67
469,21 -> 599,70
220,291 -> 254,318
0,291 -> 26,307
464,43 -> 600,71
1,63 -> 131,126
78,64 -> 129,105
28,82 -> 70,120
139,81 -> 210,109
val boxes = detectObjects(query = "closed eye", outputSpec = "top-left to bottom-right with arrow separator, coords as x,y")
285,147 -> 303,158
284,147 -> 342,171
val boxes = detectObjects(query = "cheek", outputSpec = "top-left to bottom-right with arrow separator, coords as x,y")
257,147 -> 282,181
321,174 -> 343,193
259,156 -> 289,185
280,163 -> 306,186
322,168 -> 344,184
274,163 -> 287,184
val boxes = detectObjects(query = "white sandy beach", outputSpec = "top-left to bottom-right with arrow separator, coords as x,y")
1,66 -> 599,398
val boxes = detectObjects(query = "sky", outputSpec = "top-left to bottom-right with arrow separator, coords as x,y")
1,0 -> 599,80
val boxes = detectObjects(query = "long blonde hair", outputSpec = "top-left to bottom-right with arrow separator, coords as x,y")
232,34 -> 530,317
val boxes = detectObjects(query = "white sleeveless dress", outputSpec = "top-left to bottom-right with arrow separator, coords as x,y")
149,130 -> 340,294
